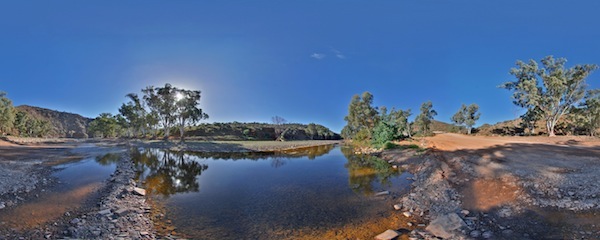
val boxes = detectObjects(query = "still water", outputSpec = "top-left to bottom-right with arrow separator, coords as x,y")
0,153 -> 118,230
132,145 -> 413,239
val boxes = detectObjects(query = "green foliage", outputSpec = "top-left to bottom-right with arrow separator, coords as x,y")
88,113 -> 121,138
451,103 -> 480,134
576,90 -> 600,136
186,122 -> 340,141
501,56 -> 598,136
342,92 -> 412,148
343,92 -> 378,139
371,121 -> 397,148
520,107 -> 542,135
119,93 -> 147,138
174,89 -> 209,142
0,92 -> 15,135
13,110 -> 51,137
414,101 -> 437,136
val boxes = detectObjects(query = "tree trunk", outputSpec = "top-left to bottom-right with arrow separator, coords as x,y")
547,120 -> 556,137
164,120 -> 170,140
179,120 -> 185,143
467,127 -> 472,135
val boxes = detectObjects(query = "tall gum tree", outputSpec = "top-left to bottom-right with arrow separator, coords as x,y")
501,56 -> 598,137
451,103 -> 480,134
175,89 -> 208,142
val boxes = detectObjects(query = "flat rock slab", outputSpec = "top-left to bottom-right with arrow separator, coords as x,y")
375,229 -> 399,240
375,191 -> 390,196
97,209 -> 111,215
426,213 -> 466,239
133,187 -> 146,196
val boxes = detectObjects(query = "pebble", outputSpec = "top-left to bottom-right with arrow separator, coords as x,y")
403,211 -> 413,217
482,231 -> 493,239
393,204 -> 402,210
470,230 -> 481,238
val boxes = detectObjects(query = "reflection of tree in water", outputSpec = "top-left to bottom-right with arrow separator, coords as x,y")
95,153 -> 121,166
341,146 -> 399,195
130,145 -> 336,196
131,148 -> 208,197
278,144 -> 335,160
270,157 -> 286,168
180,144 -> 335,161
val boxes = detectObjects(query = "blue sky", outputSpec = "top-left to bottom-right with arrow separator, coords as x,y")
1,1 -> 600,132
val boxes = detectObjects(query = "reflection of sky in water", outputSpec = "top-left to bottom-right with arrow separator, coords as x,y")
133,146 -> 413,239
0,155 -> 117,230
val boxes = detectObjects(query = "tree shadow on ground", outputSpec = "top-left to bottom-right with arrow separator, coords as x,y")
434,142 -> 600,239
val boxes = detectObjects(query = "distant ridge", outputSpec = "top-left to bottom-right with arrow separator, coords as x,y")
15,105 -> 92,138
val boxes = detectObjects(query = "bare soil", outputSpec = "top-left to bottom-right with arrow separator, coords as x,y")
384,133 -> 600,239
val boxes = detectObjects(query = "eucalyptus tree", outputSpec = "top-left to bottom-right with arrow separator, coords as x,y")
520,107 -> 542,135
119,93 -> 146,137
271,116 -> 288,141
451,103 -> 480,134
501,56 -> 598,136
342,91 -> 378,140
88,113 -> 121,138
143,84 -> 178,139
414,101 -> 437,135
174,89 -> 208,142
0,92 -> 15,135
579,90 -> 600,136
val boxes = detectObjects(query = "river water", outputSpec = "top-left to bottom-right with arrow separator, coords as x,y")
132,145 -> 414,239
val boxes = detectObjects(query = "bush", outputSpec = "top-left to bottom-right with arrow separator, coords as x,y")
371,121 -> 397,148
382,141 -> 398,150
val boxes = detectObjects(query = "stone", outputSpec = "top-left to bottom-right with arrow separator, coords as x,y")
375,191 -> 390,196
470,230 -> 481,238
133,187 -> 146,196
0,202 -> 5,209
98,209 -> 112,215
393,204 -> 402,210
482,231 -> 493,238
375,229 -> 399,240
460,209 -> 469,216
70,218 -> 81,225
115,208 -> 130,216
403,211 -> 413,217
425,213 -> 466,239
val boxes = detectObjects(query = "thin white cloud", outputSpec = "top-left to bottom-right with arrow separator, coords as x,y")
332,49 -> 345,59
310,53 -> 326,60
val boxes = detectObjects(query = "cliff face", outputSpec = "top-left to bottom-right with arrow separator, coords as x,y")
15,105 -> 92,138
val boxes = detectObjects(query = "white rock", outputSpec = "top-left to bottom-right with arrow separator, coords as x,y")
403,211 -> 413,217
375,191 -> 390,196
98,209 -> 111,215
375,229 -> 399,240
393,204 -> 402,210
133,187 -> 146,196
425,213 -> 466,239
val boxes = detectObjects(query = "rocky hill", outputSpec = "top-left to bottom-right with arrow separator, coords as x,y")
186,122 -> 341,141
15,105 -> 92,138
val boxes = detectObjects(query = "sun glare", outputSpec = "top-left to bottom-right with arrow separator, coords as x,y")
175,92 -> 184,101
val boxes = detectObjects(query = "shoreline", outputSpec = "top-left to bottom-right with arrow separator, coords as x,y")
0,139 -> 341,239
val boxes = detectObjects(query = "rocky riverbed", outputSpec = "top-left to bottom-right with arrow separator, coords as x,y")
61,152 -> 156,239
376,134 -> 600,240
